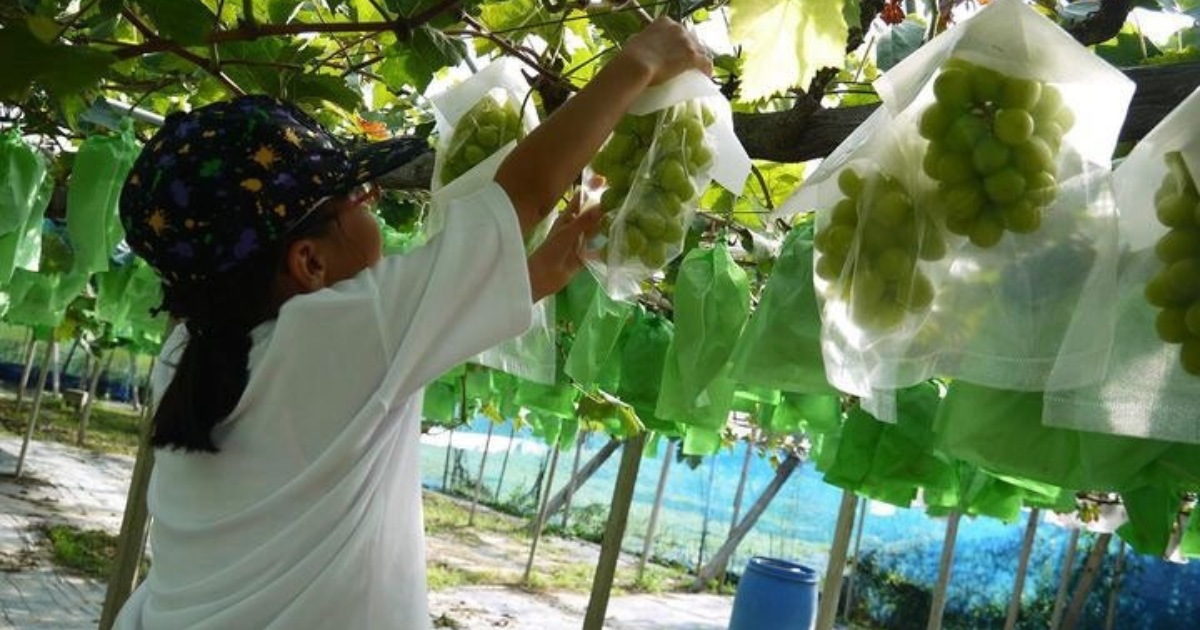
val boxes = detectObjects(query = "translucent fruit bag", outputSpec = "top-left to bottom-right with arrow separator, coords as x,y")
66,129 -> 139,274
585,70 -> 751,300
1044,86 -> 1200,445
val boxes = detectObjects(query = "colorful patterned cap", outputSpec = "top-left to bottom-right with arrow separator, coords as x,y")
120,95 -> 427,284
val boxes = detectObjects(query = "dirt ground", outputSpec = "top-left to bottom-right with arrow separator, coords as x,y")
0,434 -> 734,629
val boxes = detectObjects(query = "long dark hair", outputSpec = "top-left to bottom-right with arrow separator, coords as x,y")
151,206 -> 342,452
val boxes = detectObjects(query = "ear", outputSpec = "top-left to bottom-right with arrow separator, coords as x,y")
284,238 -> 328,293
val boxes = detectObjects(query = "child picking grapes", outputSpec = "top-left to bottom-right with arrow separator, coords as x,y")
113,18 -> 710,630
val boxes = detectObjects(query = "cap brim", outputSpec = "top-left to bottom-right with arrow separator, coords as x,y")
346,136 -> 431,188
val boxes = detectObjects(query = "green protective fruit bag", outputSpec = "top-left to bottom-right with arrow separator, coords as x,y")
0,130 -> 48,235
936,381 -> 1169,492
670,243 -> 751,404
1179,508 -> 1200,558
95,260 -> 137,329
513,378 -> 577,419
564,287 -> 633,390
730,224 -> 835,395
1117,485 -> 1178,557
822,406 -> 883,492
655,350 -> 737,431
0,172 -> 49,286
5,268 -> 88,329
528,413 -> 563,448
957,466 -> 1024,522
423,379 -> 459,425
66,131 -> 139,274
124,258 -> 168,349
617,311 -> 673,414
682,426 -> 722,457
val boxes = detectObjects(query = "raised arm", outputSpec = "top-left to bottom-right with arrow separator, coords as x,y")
494,17 -> 712,237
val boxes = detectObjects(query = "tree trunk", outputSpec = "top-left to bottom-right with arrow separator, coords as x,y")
582,434 -> 646,630
1103,540 -> 1127,630
926,512 -> 962,630
522,443 -> 562,584
77,350 -> 112,447
560,431 -> 587,530
98,399 -> 156,630
539,438 -> 621,521
842,496 -> 869,621
493,422 -> 517,501
467,420 -> 496,526
815,490 -> 859,630
1004,508 -> 1041,630
14,340 -> 54,478
1049,528 -> 1082,630
692,454 -> 802,591
638,438 -> 674,580
15,332 -> 37,410
1061,532 -> 1113,630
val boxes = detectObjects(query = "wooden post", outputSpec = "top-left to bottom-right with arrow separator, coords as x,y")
715,437 -> 756,585
467,420 -> 496,526
638,438 -> 675,580
77,350 -> 112,447
842,496 -> 869,621
494,422 -> 517,500
560,431 -> 587,530
98,398 -> 156,630
14,340 -> 54,478
441,428 -> 455,491
582,434 -> 646,630
925,511 -> 962,630
1103,540 -> 1127,630
50,337 -> 62,396
15,332 -> 36,409
540,439 -> 621,520
694,454 -> 802,591
1049,528 -> 1081,630
815,490 -> 859,630
522,442 -> 562,584
1061,532 -> 1113,630
1003,508 -> 1041,630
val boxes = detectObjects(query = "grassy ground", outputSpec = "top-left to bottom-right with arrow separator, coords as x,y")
39,523 -> 149,581
0,394 -> 143,456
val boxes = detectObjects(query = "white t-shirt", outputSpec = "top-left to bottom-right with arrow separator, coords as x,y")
115,182 -> 533,630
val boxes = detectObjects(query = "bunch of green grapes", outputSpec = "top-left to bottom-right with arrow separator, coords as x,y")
589,102 -> 716,269
812,167 -> 945,331
919,57 -> 1074,247
1144,151 -> 1200,375
439,94 -> 524,186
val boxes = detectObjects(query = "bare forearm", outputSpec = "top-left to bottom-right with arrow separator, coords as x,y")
496,55 -> 653,236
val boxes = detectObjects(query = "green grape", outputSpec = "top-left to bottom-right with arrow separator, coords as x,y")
633,209 -> 667,239
1187,302 -> 1200,336
944,184 -> 984,222
918,223 -> 948,261
838,168 -> 864,197
877,248 -> 914,281
994,109 -> 1035,145
923,143 -> 947,180
1032,85 -> 1063,121
972,137 -> 1012,174
947,115 -> 989,153
816,254 -> 845,281
831,198 -> 859,226
855,300 -> 908,330
1157,191 -> 1196,228
661,217 -> 685,242
938,153 -> 975,184
1156,229 -> 1200,263
945,214 -> 974,236
1182,338 -> 1200,375
969,65 -> 1003,102
1167,258 -> 1200,298
984,168 -> 1027,204
1056,107 -> 1076,133
476,125 -> 500,146
1145,273 -> 1186,308
1158,308 -> 1191,343
851,267 -> 887,308
623,225 -> 647,256
659,158 -> 695,200
678,117 -> 706,144
933,68 -> 973,110
895,271 -> 935,310
999,76 -> 1041,109
968,213 -> 1005,248
641,242 -> 668,268
600,188 -> 626,212
1013,138 -> 1055,175
700,104 -> 716,127
605,134 -> 636,161
689,144 -> 714,170
1166,152 -> 1197,196
1026,171 -> 1057,207
819,224 -> 856,259
440,95 -> 524,185
464,145 -> 486,165
1000,200 -> 1041,234
874,190 -> 914,226
1037,121 -> 1065,151
919,103 -> 954,140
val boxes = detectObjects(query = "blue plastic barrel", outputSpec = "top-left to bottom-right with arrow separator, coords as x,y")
728,556 -> 818,630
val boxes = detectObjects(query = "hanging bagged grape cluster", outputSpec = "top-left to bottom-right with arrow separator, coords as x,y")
813,167 -> 944,331
590,102 -> 715,269
919,58 -> 1074,247
1145,151 -> 1200,375
439,94 -> 524,186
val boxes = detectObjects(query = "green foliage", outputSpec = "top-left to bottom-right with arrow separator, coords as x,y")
728,0 -> 850,100
41,523 -> 134,580
135,0 -> 216,45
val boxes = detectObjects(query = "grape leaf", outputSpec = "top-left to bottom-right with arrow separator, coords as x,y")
478,0 -> 557,53
135,0 -> 216,45
876,19 -> 925,71
287,73 -> 363,112
729,0 -> 849,101
0,21 -> 115,101
379,26 -> 466,93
